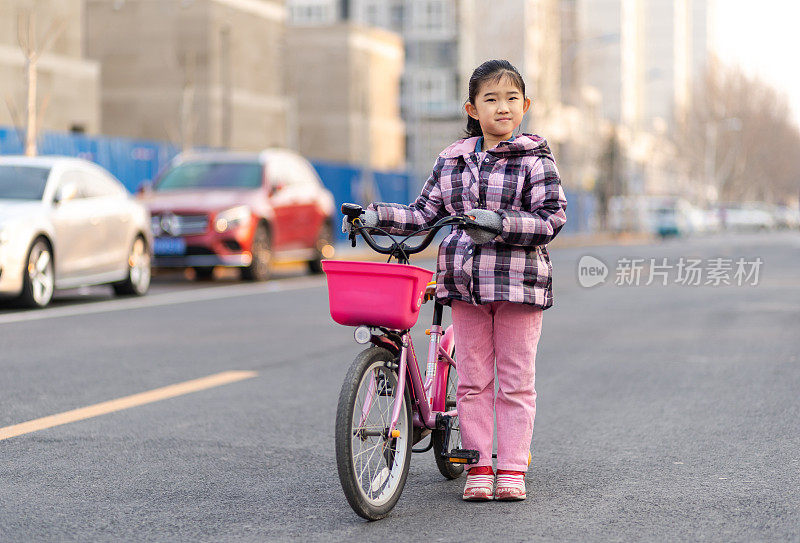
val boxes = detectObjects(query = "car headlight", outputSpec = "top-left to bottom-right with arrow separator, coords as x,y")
214,205 -> 252,233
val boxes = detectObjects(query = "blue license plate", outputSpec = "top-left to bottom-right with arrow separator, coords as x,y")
154,237 -> 186,256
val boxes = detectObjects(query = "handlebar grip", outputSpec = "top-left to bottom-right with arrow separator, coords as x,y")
464,214 -> 502,235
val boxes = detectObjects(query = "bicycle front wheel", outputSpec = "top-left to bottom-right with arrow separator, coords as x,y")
335,346 -> 412,520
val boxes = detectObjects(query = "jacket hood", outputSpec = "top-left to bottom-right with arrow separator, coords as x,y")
439,133 -> 555,161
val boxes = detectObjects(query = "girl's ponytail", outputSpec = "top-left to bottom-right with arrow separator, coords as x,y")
463,59 -> 526,139
465,116 -> 483,138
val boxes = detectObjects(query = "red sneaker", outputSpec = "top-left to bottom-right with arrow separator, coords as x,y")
462,466 -> 494,501
494,469 -> 526,501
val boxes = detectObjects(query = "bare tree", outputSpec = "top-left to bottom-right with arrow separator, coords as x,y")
595,126 -> 623,229
164,50 -> 199,151
7,9 -> 67,157
678,58 -> 800,205
179,50 -> 198,151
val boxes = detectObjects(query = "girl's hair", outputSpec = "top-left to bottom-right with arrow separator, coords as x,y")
464,60 -> 527,138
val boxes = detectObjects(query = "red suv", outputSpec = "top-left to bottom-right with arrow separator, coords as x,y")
138,150 -> 335,280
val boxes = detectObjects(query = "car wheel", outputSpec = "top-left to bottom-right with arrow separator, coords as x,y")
19,238 -> 55,308
113,236 -> 151,296
241,224 -> 272,281
308,221 -> 334,274
193,267 -> 215,281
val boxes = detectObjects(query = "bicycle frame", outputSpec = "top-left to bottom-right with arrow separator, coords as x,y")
367,301 -> 457,438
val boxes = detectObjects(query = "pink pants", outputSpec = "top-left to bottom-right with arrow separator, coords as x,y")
451,300 -> 544,471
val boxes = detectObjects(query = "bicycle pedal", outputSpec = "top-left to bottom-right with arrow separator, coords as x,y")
445,448 -> 480,465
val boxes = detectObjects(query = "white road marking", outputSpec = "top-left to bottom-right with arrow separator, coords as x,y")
0,276 -> 325,325
0,370 -> 258,441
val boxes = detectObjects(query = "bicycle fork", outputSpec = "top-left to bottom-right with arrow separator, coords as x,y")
354,340 -> 410,441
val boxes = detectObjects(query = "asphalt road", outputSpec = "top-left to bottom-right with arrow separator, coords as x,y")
0,231 -> 798,542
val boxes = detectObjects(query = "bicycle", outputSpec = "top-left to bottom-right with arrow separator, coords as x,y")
322,203 -> 501,520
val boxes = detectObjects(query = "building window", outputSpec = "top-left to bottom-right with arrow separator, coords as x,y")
390,5 -> 404,31
405,42 -> 456,67
417,73 -> 449,112
413,0 -> 448,32
289,1 -> 335,24
365,3 -> 379,25
438,42 -> 455,65
426,1 -> 443,30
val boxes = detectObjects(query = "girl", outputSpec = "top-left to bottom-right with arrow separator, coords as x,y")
346,59 -> 567,501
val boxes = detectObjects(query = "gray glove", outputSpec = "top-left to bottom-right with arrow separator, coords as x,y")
464,208 -> 502,245
342,209 -> 378,234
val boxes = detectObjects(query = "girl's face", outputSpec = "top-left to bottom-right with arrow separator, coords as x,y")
465,75 -> 531,140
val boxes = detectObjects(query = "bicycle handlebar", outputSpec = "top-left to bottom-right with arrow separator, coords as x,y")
341,203 -> 501,263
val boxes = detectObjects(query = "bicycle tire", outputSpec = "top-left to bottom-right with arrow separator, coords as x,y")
335,346 -> 413,520
432,356 -> 464,479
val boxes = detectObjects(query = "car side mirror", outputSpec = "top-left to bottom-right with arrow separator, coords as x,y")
54,182 -> 79,205
269,182 -> 285,196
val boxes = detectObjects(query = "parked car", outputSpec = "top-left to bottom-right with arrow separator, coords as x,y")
0,156 -> 152,308
138,150 -> 335,280
649,198 -> 698,238
721,203 -> 776,231
652,203 -> 682,237
770,205 -> 800,230
702,208 -> 723,233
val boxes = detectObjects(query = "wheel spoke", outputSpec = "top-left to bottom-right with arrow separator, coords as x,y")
124,239 -> 151,292
35,250 -> 50,272
356,439 -> 383,486
352,441 -> 382,460
34,278 -> 44,301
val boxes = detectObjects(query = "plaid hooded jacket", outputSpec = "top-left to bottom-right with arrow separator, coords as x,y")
368,133 -> 568,309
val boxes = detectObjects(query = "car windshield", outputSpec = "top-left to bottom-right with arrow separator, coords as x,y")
0,165 -> 51,200
155,162 -> 262,191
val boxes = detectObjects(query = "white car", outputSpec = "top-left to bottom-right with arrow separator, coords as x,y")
0,156 -> 152,308
722,205 -> 776,232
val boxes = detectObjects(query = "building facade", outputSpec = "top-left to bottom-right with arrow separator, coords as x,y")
578,0 -> 712,131
288,0 -> 565,187
0,0 -> 100,137
285,23 -> 405,170
85,0 -> 290,151
573,0 -> 714,199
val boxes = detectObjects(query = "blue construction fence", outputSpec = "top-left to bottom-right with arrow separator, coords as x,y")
0,126 -> 596,241
0,126 -> 179,193
561,189 -> 597,234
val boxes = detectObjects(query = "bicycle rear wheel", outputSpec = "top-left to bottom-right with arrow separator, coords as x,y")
335,346 -> 412,520
432,357 -> 464,479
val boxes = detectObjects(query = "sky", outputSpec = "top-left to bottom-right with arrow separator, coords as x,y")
713,0 -> 800,126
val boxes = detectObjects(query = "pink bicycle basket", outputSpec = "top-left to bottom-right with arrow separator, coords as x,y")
322,260 -> 434,330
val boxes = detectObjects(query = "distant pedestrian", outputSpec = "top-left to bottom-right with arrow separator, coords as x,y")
348,59 -> 567,501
